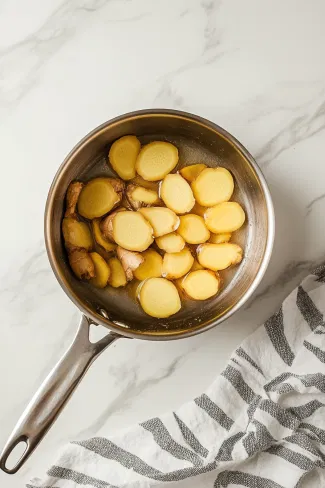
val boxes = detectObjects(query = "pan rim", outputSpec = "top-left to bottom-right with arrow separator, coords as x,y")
44,108 -> 275,340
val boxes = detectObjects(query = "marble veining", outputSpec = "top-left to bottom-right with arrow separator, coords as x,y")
1,0 -> 325,486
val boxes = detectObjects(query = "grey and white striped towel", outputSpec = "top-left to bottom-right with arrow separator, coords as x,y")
28,264 -> 325,488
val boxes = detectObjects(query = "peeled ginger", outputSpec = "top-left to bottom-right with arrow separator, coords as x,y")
138,278 -> 181,318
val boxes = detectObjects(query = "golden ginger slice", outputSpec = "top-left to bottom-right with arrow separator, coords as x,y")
113,211 -> 154,251
191,202 -> 207,218
107,257 -> 127,287
109,135 -> 141,180
197,243 -> 243,271
117,246 -> 144,281
100,208 -> 127,242
204,202 -> 245,233
177,214 -> 210,244
78,178 -> 121,219
160,173 -> 195,214
180,164 -> 207,183
68,249 -> 95,280
138,277 -> 181,318
139,207 -> 179,237
181,270 -> 220,300
92,219 -> 116,252
209,232 -> 232,244
62,218 -> 93,251
134,249 -> 162,280
162,247 -> 194,279
65,181 -> 84,218
89,252 -> 110,288
191,258 -> 204,271
156,232 -> 185,253
126,184 -> 159,210
136,141 -> 178,181
192,167 -> 234,206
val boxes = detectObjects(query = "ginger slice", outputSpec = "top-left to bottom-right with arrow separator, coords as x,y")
197,243 -> 243,271
181,270 -> 220,300
92,219 -> 116,252
107,257 -> 127,287
209,232 -> 232,244
162,247 -> 194,279
68,249 -> 95,280
62,217 -> 93,251
191,167 -> 234,206
160,173 -> 195,214
180,164 -> 207,183
138,277 -> 181,318
156,232 -> 185,253
126,184 -> 160,210
177,214 -> 210,244
204,202 -> 245,233
100,208 -> 127,242
136,141 -> 178,181
134,249 -> 162,281
89,252 -> 110,288
109,135 -> 141,180
139,207 -> 179,237
78,178 -> 121,219
113,211 -> 154,251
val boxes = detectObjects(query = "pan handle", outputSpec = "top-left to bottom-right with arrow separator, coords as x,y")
0,314 -> 120,474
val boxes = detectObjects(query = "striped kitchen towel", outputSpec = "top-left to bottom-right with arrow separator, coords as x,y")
28,265 -> 325,488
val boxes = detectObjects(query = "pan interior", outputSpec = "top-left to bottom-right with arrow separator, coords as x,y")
46,112 -> 271,338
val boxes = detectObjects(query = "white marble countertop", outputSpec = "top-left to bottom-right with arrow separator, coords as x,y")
1,0 -> 325,486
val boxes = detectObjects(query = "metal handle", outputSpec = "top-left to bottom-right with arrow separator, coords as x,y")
0,315 -> 120,474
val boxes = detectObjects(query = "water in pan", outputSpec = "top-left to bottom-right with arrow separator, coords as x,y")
72,134 -> 250,332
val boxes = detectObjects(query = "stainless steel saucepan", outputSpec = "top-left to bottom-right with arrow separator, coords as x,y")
0,109 -> 274,474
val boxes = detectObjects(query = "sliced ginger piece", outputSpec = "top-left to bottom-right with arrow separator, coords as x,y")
161,173 -> 195,214
89,252 -> 110,288
78,178 -> 121,219
109,135 -> 141,180
113,211 -> 154,251
62,218 -> 93,251
68,249 -> 95,280
177,214 -> 210,244
180,164 -> 207,183
192,167 -> 234,206
132,175 -> 159,191
139,207 -> 179,237
126,184 -> 159,210
136,141 -> 178,181
65,181 -> 84,218
197,243 -> 243,271
100,208 -> 127,242
108,257 -> 127,287
162,247 -> 194,279
138,277 -> 181,318
205,202 -> 245,233
117,246 -> 144,281
156,232 -> 185,253
181,270 -> 220,300
209,232 -> 232,244
134,249 -> 162,280
92,219 -> 116,252
191,258 -> 204,271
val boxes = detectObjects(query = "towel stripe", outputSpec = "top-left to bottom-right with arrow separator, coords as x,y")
243,421 -> 275,456
304,340 -> 325,363
264,307 -> 295,365
300,423 -> 325,444
141,417 -> 203,466
265,372 -> 325,393
297,286 -> 323,330
173,412 -> 208,458
47,466 -> 114,488
214,470 -> 285,488
266,445 -> 317,471
290,400 -> 325,420
236,347 -> 264,375
285,433 -> 325,462
215,431 -> 245,461
221,365 -> 255,403
259,400 -> 299,429
194,394 -> 234,430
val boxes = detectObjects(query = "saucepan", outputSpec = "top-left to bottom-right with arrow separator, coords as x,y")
0,109 -> 274,474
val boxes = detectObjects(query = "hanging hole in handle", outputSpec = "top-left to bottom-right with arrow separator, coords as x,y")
0,436 -> 29,474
